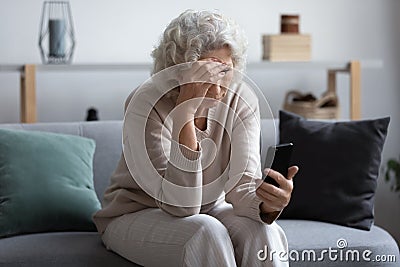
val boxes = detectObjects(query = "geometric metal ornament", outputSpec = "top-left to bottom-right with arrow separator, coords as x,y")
39,1 -> 76,64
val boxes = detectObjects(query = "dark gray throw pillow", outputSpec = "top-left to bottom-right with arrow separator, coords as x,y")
278,110 -> 390,230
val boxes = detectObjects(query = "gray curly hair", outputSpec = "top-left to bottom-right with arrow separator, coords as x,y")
151,10 -> 248,75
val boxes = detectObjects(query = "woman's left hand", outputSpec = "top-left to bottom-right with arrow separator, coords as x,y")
256,166 -> 299,214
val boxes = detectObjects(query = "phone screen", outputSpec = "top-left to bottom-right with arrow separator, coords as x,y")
263,143 -> 294,187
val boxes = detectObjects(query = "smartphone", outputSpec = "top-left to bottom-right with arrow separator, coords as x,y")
263,143 -> 294,187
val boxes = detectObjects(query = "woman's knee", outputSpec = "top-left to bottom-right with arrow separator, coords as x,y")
187,214 -> 231,241
226,216 -> 268,244
183,214 -> 236,266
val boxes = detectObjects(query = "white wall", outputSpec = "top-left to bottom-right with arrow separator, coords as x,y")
1,0 -> 400,244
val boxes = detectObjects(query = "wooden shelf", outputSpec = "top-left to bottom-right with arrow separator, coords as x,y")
247,60 -> 382,70
0,60 -> 383,123
36,63 -> 153,72
0,65 -> 24,72
0,60 -> 382,72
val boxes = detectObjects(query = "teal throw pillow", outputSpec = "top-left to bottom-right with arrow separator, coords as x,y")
0,128 -> 101,238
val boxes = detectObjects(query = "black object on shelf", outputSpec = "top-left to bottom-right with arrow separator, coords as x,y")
86,107 -> 99,121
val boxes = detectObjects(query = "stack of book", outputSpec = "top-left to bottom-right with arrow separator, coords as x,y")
262,34 -> 311,62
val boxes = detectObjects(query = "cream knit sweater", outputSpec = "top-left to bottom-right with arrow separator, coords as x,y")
93,81 -> 279,234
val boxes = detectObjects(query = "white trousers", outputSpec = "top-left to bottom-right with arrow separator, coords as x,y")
102,202 -> 289,267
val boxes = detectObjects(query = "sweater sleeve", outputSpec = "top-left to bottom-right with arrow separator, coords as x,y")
123,90 -> 203,217
224,90 -> 280,224
155,137 -> 203,216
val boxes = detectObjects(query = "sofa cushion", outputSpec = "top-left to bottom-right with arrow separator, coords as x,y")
0,129 -> 101,238
0,232 -> 139,267
278,219 -> 400,266
278,110 -> 390,230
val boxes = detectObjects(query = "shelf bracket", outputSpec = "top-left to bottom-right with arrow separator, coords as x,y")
327,61 -> 361,120
20,64 -> 37,123
349,61 -> 361,120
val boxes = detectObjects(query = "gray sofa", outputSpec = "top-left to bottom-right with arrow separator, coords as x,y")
0,120 -> 398,267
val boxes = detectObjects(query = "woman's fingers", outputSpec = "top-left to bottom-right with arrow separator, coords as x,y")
176,60 -> 232,111
257,181 -> 282,199
257,165 -> 299,212
264,168 -> 284,187
287,166 -> 299,180
264,168 -> 290,190
190,60 -> 227,83
256,184 -> 285,211
263,166 -> 297,190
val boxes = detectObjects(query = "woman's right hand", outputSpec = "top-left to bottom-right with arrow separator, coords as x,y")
176,59 -> 228,114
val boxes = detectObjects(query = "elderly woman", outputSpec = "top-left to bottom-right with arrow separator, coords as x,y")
93,10 -> 298,267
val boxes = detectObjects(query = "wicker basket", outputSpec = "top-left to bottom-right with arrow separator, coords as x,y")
283,90 -> 339,119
